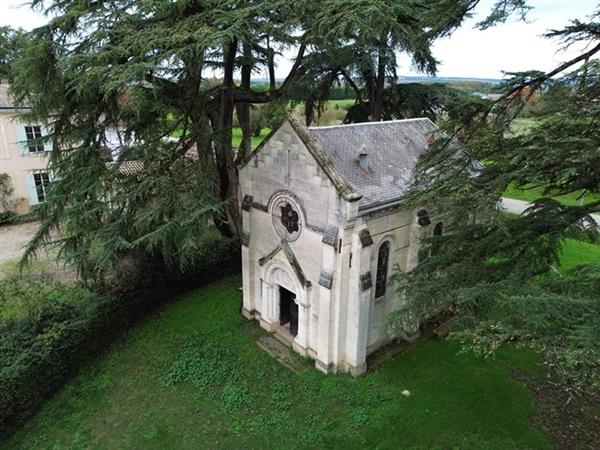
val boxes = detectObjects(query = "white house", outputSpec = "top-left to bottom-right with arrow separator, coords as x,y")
0,84 -> 53,214
239,117 -> 443,376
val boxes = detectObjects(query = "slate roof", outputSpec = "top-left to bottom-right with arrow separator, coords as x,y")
0,84 -> 13,109
0,84 -> 29,111
308,118 -> 437,211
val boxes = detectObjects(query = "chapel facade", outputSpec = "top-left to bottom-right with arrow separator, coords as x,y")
239,117 -> 441,376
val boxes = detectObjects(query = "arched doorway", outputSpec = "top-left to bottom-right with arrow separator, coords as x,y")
262,263 -> 307,347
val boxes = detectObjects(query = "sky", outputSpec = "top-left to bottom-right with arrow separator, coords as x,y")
0,0 -> 598,80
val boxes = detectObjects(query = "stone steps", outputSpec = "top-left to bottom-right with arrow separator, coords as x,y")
256,334 -> 306,372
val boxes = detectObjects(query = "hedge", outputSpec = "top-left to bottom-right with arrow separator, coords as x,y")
0,237 -> 240,439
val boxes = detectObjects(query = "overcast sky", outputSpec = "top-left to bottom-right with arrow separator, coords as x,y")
1,0 -> 597,79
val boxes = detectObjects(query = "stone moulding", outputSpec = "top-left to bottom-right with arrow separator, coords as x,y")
258,245 -> 281,267
251,201 -> 269,212
359,229 -> 374,247
318,271 -> 333,289
250,198 -> 325,235
241,194 -> 253,211
321,225 -> 339,247
360,272 -> 372,291
258,241 -> 311,288
241,232 -> 250,247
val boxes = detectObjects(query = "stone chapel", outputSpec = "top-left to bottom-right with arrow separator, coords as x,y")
238,116 -> 441,376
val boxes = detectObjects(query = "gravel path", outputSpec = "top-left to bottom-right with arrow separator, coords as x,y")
0,221 -> 77,282
0,221 -> 41,264
500,197 -> 600,226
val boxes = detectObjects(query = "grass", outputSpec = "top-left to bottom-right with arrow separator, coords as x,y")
559,238 -> 600,273
508,117 -> 541,136
169,124 -> 270,149
231,127 -> 271,149
290,99 -> 354,125
4,276 -> 550,449
327,98 -> 356,108
504,183 -> 600,207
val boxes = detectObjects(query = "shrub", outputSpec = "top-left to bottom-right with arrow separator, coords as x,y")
0,236 -> 240,439
0,211 -> 16,225
0,280 -> 115,438
0,173 -> 13,212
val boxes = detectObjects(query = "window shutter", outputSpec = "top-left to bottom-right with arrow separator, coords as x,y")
42,125 -> 53,152
15,125 -> 28,155
25,174 -> 39,205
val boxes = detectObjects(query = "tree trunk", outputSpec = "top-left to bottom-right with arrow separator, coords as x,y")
235,41 -> 253,161
371,45 -> 387,121
267,37 -> 276,91
212,40 -> 241,238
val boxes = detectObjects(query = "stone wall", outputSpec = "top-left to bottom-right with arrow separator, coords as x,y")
239,121 -> 351,368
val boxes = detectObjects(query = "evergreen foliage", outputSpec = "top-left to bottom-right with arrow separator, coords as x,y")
0,27 -> 22,81
392,10 -> 600,394
10,0 -> 525,279
291,0 -> 530,123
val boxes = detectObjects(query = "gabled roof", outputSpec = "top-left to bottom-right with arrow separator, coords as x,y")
240,116 -> 437,212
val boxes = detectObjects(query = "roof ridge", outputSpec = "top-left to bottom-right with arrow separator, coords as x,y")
288,117 -> 362,202
308,117 -> 434,130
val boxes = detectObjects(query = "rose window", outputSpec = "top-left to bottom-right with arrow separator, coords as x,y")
280,203 -> 299,233
271,195 -> 303,242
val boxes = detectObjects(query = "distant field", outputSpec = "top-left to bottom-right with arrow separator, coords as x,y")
504,184 -> 600,207
232,128 -> 270,149
327,98 -> 357,108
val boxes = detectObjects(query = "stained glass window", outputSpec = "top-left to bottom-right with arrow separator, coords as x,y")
280,203 -> 299,233
375,241 -> 390,298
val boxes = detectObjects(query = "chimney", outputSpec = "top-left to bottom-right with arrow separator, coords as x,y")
358,145 -> 369,170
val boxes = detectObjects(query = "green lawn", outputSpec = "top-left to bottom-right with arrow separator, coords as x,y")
5,276 -> 550,449
232,127 -> 271,149
169,124 -> 270,149
327,98 -> 357,108
559,238 -> 600,273
504,183 -> 600,207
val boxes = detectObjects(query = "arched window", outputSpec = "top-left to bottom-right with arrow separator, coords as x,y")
375,241 -> 390,298
432,222 -> 443,255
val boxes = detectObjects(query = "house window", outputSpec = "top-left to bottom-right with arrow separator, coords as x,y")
375,241 -> 390,298
33,172 -> 51,203
25,126 -> 44,153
